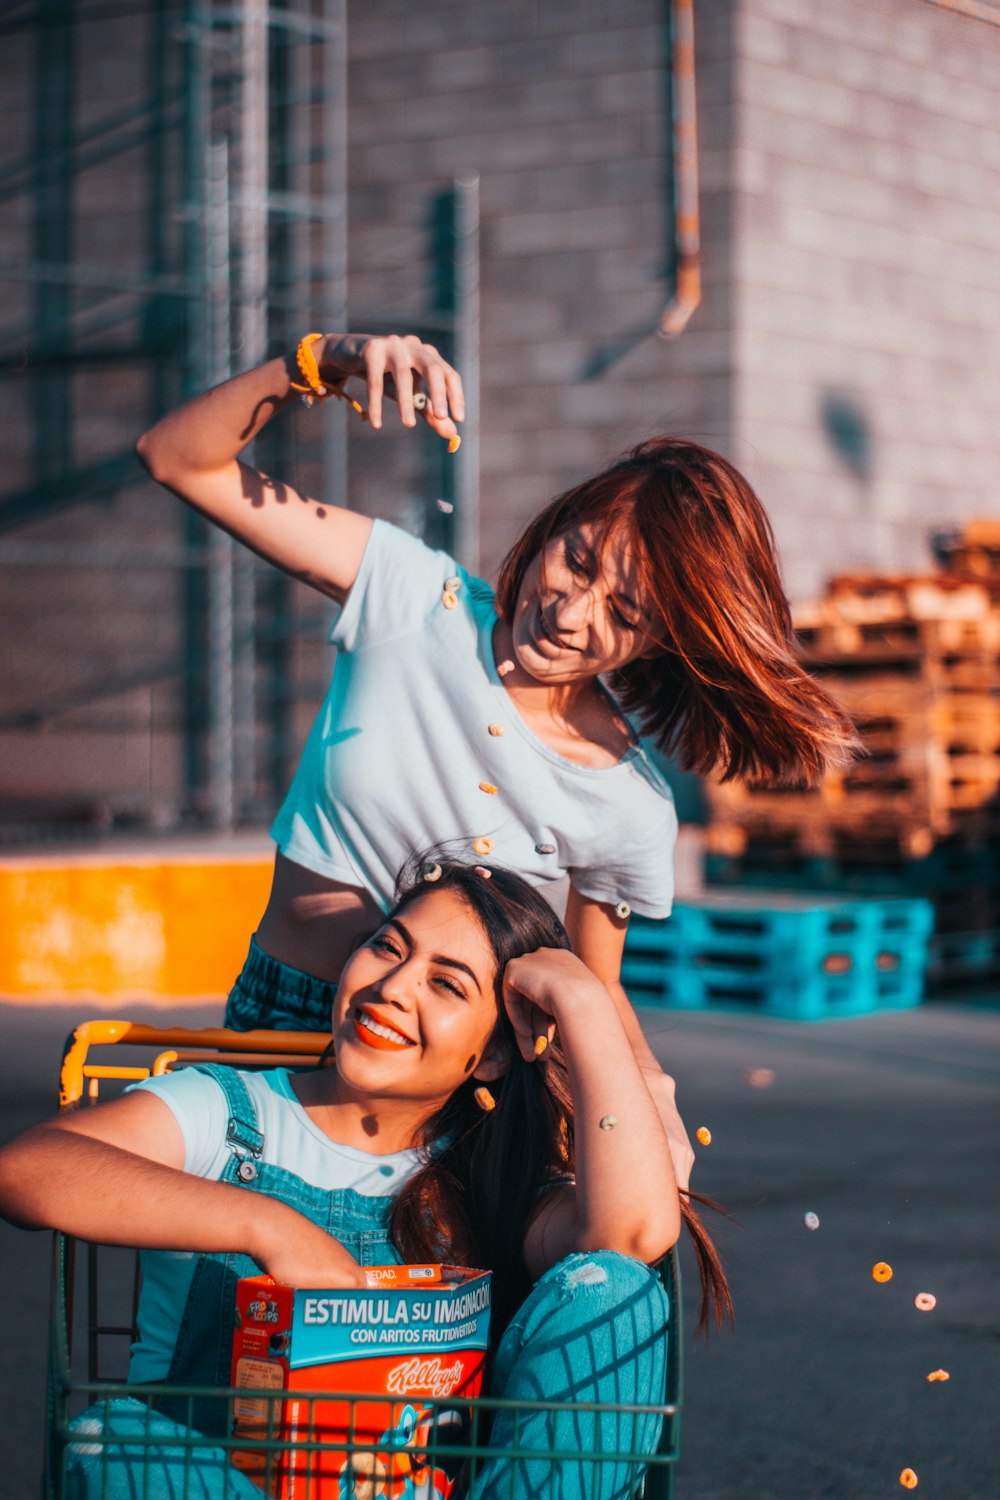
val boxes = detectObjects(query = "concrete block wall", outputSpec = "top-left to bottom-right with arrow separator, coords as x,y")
4,0 -> 1000,831
0,5 -> 189,824
1,491 -> 185,820
730,0 -> 1000,599
346,0 -> 737,575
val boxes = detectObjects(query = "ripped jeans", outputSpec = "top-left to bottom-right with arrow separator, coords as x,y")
62,1251 -> 669,1500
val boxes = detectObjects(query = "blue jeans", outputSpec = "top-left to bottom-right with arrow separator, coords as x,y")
223,938 -> 338,1032
471,1250 -> 670,1500
63,1252 -> 669,1500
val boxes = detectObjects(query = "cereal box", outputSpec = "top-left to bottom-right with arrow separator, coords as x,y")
231,1265 -> 491,1500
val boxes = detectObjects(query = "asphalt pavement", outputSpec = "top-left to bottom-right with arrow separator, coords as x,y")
1,994 -> 997,1500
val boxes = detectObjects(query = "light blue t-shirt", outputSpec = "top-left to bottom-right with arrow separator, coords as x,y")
271,520 -> 677,917
126,1068 -> 421,1381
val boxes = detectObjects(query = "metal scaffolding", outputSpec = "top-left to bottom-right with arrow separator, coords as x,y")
0,0 -> 479,843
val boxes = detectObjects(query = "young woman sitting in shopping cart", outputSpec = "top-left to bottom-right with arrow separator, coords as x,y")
0,857 -> 729,1500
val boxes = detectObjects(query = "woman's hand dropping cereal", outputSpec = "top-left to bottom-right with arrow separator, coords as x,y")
318,333 -> 464,448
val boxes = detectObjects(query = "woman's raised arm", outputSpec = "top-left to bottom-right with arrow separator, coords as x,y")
0,1092 -> 367,1288
135,333 -> 464,604
564,888 -> 695,1192
503,948 -> 681,1279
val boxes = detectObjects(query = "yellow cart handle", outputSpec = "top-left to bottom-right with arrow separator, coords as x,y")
60,1020 -> 330,1109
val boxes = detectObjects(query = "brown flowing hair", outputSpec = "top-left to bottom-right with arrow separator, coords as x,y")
371,858 -> 733,1341
496,438 -> 858,786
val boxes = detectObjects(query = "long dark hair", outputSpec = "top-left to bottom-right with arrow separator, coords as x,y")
496,438 -> 859,787
365,858 -> 733,1339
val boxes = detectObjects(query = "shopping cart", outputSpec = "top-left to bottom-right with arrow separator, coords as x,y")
45,1021 -> 683,1499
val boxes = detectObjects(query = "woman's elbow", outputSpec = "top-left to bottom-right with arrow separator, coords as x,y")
627,1219 -> 680,1266
135,428 -> 170,484
580,1210 -> 680,1267
135,421 -> 193,489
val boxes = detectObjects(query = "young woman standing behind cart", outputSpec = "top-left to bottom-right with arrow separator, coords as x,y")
134,332 -> 856,1187
0,860 -> 731,1500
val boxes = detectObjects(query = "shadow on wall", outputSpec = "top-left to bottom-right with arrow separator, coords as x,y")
820,390 -> 874,490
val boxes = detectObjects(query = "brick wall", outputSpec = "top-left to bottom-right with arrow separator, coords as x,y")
0,4 -> 189,824
730,0 -> 1000,598
346,0 -> 738,574
3,0 -> 999,829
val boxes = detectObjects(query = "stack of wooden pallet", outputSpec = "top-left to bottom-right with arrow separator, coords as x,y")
931,518 -> 1000,587
704,520 -> 1000,988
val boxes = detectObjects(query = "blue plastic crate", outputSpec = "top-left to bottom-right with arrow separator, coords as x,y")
622,960 -> 925,1019
705,841 -> 1000,896
623,891 -> 933,1020
670,898 -> 928,977
929,927 -> 1000,984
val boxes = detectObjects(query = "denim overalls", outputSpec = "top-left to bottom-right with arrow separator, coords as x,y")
157,1065 -> 403,1435
65,1067 -> 669,1500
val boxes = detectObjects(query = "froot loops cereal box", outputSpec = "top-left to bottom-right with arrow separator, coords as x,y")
231,1265 -> 491,1499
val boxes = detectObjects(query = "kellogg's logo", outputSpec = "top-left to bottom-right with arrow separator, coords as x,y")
386,1356 -> 466,1398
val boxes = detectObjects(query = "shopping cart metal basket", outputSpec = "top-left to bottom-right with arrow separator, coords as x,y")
45,1021 -> 683,1499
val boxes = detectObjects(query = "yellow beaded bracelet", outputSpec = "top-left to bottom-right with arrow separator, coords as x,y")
289,332 -> 369,419
288,332 -> 329,403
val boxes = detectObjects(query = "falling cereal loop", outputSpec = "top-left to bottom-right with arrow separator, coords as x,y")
743,1067 -> 776,1089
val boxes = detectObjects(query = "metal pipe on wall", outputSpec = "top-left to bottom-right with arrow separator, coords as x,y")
181,0 -> 215,815
204,136 -> 236,831
238,0 -> 269,375
32,0 -> 76,482
659,0 -> 701,338
231,0 -> 270,818
320,0 -> 349,515
453,175 -> 480,572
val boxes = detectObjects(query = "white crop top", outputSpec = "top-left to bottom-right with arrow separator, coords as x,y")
270,520 -> 677,918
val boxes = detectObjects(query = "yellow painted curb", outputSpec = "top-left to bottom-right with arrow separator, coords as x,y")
0,854 -> 272,1000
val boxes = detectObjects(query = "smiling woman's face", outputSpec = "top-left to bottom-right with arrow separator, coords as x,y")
510,519 -> 661,685
332,888 -> 503,1108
